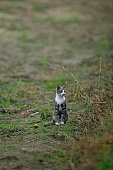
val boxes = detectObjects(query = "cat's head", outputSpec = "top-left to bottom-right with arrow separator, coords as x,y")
56,85 -> 66,96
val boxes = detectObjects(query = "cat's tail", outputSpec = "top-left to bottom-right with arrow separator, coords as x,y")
44,121 -> 54,127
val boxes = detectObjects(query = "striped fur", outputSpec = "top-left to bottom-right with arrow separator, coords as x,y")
44,85 -> 68,127
53,85 -> 68,125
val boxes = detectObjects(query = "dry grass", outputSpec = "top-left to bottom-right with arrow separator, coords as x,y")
62,57 -> 113,170
66,133 -> 113,170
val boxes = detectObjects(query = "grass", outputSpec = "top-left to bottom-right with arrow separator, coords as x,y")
44,153 -> 54,162
13,0 -> 23,9
0,7 -> 11,13
0,57 -> 112,169
9,19 -> 26,31
98,38 -> 110,58
0,17 -> 6,27
36,58 -> 47,66
74,45 -> 81,51
0,143 -> 16,153
33,4 -> 44,11
18,30 -> 29,41
42,74 -> 71,90
50,16 -> 81,25
94,146 -> 113,170
0,0 -> 113,169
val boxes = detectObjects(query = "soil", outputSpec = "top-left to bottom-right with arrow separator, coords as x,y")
0,0 -> 113,170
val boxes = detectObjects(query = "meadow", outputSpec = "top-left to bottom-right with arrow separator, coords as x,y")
0,0 -> 113,169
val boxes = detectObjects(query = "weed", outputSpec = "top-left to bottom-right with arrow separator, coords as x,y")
37,58 -> 47,66
52,126 -> 59,135
0,7 -> 10,13
44,153 -> 53,162
42,81 -> 57,90
0,143 -> 16,153
97,57 -> 102,89
93,145 -> 113,170
0,122 -> 8,131
18,30 -> 29,42
8,120 -> 19,129
13,0 -> 23,9
98,38 -> 110,58
24,42 -> 31,50
57,148 -> 66,157
18,135 -> 24,142
81,105 -> 94,113
27,118 -> 41,126
63,44 -> 71,58
50,16 -> 81,25
74,45 -> 81,51
9,22 -> 17,31
42,75 -> 69,90
64,124 -> 76,137
9,20 -> 26,31
33,4 -> 44,11
0,17 -> 6,27
82,63 -> 91,73
37,122 -> 48,137
17,54 -> 27,59
40,106 -> 51,119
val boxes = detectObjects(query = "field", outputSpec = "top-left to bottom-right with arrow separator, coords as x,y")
0,0 -> 113,170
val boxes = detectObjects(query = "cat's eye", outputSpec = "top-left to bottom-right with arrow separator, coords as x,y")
59,90 -> 62,93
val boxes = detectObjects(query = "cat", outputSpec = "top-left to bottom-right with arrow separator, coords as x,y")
44,85 -> 68,126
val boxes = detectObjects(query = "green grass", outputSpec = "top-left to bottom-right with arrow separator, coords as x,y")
51,126 -> 59,135
13,0 -> 23,9
9,19 -> 26,31
74,45 -> 81,51
0,143 -> 16,153
0,17 -> 6,27
0,79 -> 34,110
50,16 -> 81,25
37,58 -> 47,66
0,119 -> 19,131
94,146 -> 113,170
33,4 -> 44,11
57,148 -> 66,157
98,38 -> 110,58
42,81 -> 57,90
0,122 -> 8,130
18,30 -> 29,41
0,7 -> 11,13
44,153 -> 54,162
0,114 -> 23,139
42,74 -> 72,90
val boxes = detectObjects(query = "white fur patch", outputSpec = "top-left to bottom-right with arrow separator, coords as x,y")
55,93 -> 65,105
60,122 -> 64,125
55,122 -> 60,125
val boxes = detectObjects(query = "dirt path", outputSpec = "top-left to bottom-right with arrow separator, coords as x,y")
0,0 -> 113,170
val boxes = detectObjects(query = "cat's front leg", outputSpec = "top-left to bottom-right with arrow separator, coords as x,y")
53,111 -> 60,125
60,114 -> 64,124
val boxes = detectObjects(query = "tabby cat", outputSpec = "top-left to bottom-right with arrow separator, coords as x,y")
44,85 -> 68,126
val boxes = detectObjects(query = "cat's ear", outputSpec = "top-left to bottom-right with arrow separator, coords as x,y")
63,85 -> 66,89
57,85 -> 60,90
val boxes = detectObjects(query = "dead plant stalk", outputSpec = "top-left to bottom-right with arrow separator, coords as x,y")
47,62 -> 101,112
